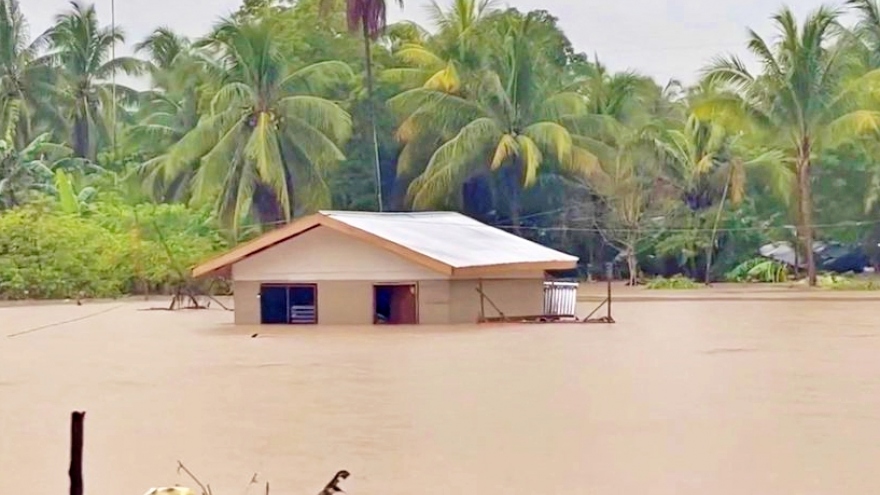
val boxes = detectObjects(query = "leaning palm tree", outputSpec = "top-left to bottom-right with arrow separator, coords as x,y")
0,0 -> 53,148
323,0 -> 403,211
145,18 -> 353,231
46,1 -> 143,159
389,13 -> 596,227
699,6 -> 880,286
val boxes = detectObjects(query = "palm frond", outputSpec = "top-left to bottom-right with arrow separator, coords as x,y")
281,60 -> 355,94
522,121 -> 573,166
408,117 -> 500,208
516,134 -> 542,187
278,95 -> 352,145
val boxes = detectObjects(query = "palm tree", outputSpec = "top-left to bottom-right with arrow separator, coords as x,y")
427,0 -> 498,65
325,0 -> 404,211
132,30 -> 202,149
847,0 -> 880,68
46,1 -> 143,159
0,0 -> 53,148
389,13 -> 596,227
699,6 -> 880,286
129,29 -> 207,200
145,19 -> 353,230
570,58 -> 652,123
654,114 -> 790,280
382,0 -> 499,93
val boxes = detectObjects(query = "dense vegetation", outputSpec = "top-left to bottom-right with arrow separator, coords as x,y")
4,0 -> 880,298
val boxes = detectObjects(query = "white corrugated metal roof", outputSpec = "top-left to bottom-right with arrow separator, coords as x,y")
320,210 -> 578,268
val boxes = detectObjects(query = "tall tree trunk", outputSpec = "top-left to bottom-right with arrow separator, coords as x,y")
798,139 -> 817,286
504,166 -> 522,234
72,113 -> 89,159
361,22 -> 384,212
705,168 -> 733,285
625,244 -> 638,286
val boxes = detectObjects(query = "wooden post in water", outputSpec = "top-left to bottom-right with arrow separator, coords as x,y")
69,411 -> 85,495
478,279 -> 485,321
605,263 -> 613,321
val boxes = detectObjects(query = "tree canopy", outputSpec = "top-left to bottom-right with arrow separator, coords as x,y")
5,0 -> 880,297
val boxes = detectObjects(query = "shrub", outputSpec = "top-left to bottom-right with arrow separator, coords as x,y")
726,257 -> 789,283
644,274 -> 701,289
815,273 -> 880,291
0,203 -> 226,300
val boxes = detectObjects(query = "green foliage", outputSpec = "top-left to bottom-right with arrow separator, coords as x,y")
7,0 -> 880,299
726,257 -> 789,283
815,273 -> 880,290
0,202 -> 226,299
644,275 -> 701,290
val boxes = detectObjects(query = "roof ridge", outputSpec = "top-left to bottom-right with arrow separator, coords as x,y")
320,210 -> 465,216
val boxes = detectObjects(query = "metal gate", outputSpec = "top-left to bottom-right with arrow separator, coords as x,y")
543,281 -> 579,317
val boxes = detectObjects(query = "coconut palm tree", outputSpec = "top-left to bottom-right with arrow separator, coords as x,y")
847,0 -> 880,68
46,1 -> 144,159
569,58 -> 652,123
653,114 -> 790,281
654,115 -> 791,210
132,30 -> 203,150
427,0 -> 498,65
145,18 -> 354,230
324,0 -> 404,211
699,6 -> 880,286
389,13 -> 596,226
0,0 -> 53,148
382,0 -> 499,93
128,29 -> 207,200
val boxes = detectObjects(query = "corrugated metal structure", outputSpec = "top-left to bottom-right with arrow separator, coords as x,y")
543,281 -> 579,317
191,211 -> 580,325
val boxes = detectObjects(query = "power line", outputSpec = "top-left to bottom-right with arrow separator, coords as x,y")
208,211 -> 880,236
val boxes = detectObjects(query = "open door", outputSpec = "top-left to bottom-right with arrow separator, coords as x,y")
374,284 -> 418,324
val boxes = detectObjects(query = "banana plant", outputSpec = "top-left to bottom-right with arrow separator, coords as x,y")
52,168 -> 96,214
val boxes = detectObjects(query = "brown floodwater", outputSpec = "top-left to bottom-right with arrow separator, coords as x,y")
2,296 -> 880,494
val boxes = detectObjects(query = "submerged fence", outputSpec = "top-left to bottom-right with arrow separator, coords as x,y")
543,281 -> 579,317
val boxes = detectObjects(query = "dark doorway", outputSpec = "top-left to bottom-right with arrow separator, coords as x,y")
374,284 -> 418,324
259,284 -> 317,324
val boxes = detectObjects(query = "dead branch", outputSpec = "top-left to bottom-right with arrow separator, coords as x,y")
176,461 -> 210,495
242,473 -> 259,495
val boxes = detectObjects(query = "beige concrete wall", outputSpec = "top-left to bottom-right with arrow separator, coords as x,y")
232,226 -> 444,282
417,280 -> 451,324
233,280 -> 396,325
316,281 -> 373,325
233,277 -> 545,326
449,278 -> 545,324
233,280 -> 261,325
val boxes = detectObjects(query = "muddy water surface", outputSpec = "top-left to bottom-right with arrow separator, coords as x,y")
1,298 -> 879,494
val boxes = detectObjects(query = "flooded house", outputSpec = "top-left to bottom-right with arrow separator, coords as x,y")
191,211 -> 578,325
